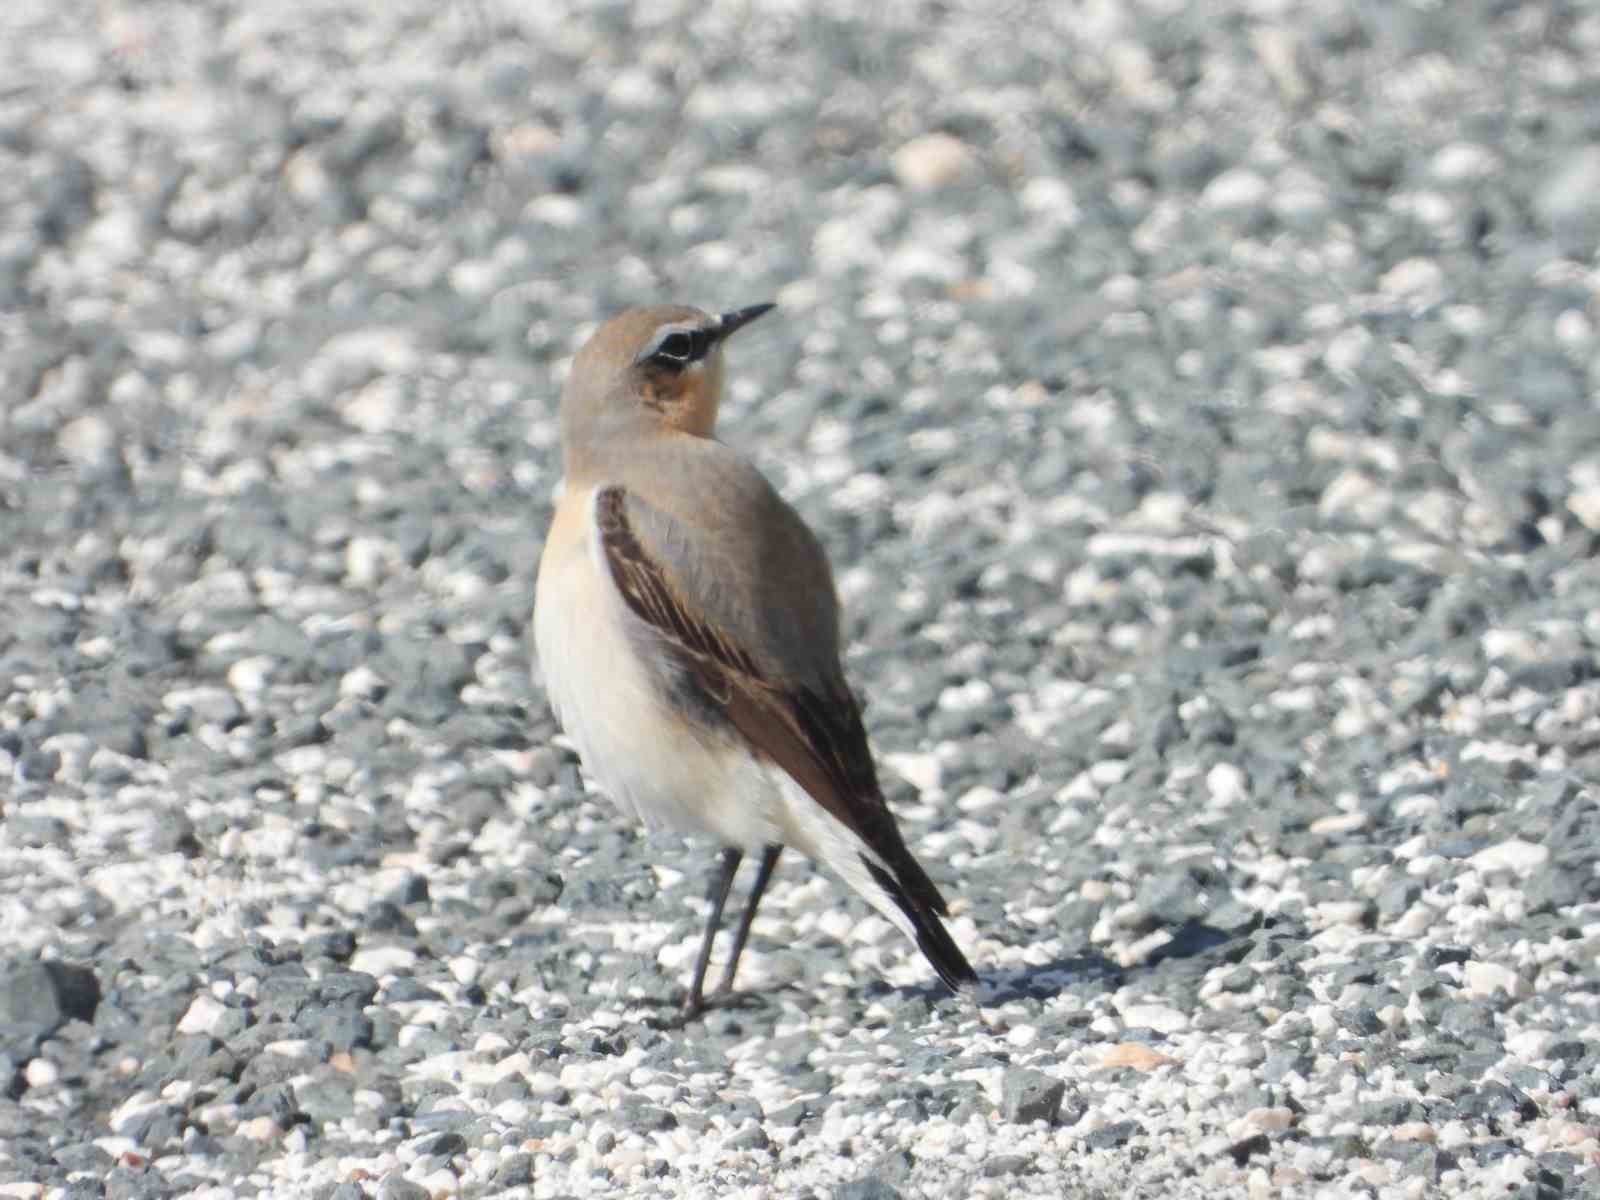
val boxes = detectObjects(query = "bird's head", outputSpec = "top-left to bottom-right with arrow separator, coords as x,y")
561,303 -> 775,456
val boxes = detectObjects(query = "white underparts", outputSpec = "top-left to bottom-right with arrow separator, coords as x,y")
534,489 -> 917,948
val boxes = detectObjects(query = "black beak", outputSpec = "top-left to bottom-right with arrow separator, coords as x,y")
717,303 -> 776,340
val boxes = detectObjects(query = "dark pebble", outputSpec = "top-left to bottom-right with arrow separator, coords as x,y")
1000,1068 -> 1066,1124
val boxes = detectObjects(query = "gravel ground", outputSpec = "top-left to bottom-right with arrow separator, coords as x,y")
3,1 -> 1600,1197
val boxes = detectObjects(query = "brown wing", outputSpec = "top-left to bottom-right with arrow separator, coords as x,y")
593,484 -> 950,918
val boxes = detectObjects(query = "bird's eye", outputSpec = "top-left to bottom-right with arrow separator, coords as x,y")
648,329 -> 704,368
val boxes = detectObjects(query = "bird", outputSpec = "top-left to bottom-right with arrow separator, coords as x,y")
532,302 -> 978,1018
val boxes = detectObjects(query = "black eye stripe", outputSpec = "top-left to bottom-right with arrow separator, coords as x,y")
647,328 -> 709,369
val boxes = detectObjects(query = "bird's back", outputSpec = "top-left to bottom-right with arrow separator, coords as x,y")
596,433 -> 846,693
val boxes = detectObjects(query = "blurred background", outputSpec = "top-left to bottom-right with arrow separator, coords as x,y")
2,2 -> 1598,1197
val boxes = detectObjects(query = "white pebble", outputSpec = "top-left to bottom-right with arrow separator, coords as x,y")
340,665 -> 388,700
956,786 -> 1004,813
1120,1003 -> 1189,1035
1324,325 -> 1374,375
176,994 -> 231,1037
1206,762 -> 1250,807
891,133 -> 975,191
1462,961 -> 1528,999
350,945 -> 419,975
227,656 -> 276,695
525,194 -> 584,228
1202,168 -> 1269,213
1313,900 -> 1371,928
1431,142 -> 1497,183
1468,839 -> 1549,876
1231,1106 -> 1295,1136
1480,628 -> 1538,662
1503,1028 -> 1550,1059
1310,812 -> 1368,836
346,536 -> 401,587
885,751 -> 943,794
1318,469 -> 1394,526
1378,258 -> 1445,307
1568,483 -> 1600,532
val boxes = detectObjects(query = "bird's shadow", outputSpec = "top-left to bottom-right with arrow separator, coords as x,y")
980,951 -> 1124,1005
629,975 -> 979,1030
620,918 -> 1258,1026
980,918 -> 1257,1005
634,988 -> 772,1031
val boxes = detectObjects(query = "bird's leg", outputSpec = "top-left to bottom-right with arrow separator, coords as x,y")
683,846 -> 742,1019
716,844 -> 782,996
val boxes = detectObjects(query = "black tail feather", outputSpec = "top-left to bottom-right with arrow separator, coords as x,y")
863,857 -> 979,993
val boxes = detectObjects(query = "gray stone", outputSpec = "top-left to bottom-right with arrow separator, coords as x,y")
1000,1068 -> 1066,1124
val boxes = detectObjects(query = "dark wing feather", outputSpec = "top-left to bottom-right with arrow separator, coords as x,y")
593,484 -> 951,919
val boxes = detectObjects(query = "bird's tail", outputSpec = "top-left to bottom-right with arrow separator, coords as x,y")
773,771 -> 979,995
862,856 -> 979,994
